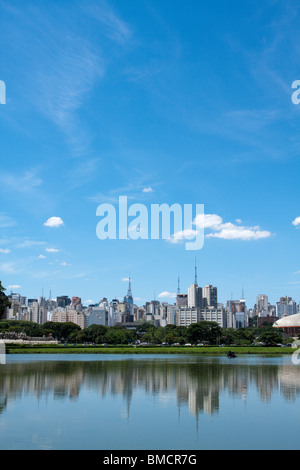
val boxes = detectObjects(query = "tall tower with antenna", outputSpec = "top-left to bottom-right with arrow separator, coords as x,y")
177,276 -> 181,295
188,258 -> 202,308
127,277 -> 132,298
124,277 -> 133,306
241,286 -> 245,301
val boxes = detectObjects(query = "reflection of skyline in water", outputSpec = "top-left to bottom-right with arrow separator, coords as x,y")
0,357 -> 300,420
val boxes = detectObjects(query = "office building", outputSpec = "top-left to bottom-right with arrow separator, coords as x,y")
276,297 -> 297,319
256,295 -> 269,316
202,285 -> 218,308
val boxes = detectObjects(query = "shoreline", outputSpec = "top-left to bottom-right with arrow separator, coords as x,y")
5,345 -> 295,355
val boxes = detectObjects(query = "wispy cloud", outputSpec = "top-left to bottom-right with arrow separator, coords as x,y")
0,248 -> 11,254
17,240 -> 47,249
66,158 -> 102,189
36,39 -> 104,156
0,169 -> 42,193
82,0 -> 132,45
89,175 -> 157,204
0,213 -> 16,228
1,2 -> 108,156
0,263 -> 15,274
31,1 -> 131,156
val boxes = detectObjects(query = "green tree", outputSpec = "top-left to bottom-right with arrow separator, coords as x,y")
0,319 -> 44,337
135,322 -> 154,335
104,327 -> 135,345
0,282 -> 10,320
221,328 -> 238,345
141,326 -> 159,344
82,324 -> 108,344
248,316 -> 258,328
187,321 -> 223,345
257,328 -> 283,346
42,321 -> 81,342
235,328 -> 256,345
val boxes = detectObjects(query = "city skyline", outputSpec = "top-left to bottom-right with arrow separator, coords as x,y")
4,275 -> 299,313
1,1 -> 300,309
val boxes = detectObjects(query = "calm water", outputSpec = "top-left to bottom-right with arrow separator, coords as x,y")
0,354 -> 299,450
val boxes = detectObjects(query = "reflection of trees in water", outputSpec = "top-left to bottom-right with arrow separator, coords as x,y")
0,358 -> 300,418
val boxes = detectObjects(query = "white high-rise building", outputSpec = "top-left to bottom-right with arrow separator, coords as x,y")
202,285 -> 218,308
276,297 -> 297,319
257,295 -> 268,316
188,285 -> 202,308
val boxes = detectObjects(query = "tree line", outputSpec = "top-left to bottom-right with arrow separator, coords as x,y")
0,281 -> 290,346
0,318 -> 290,346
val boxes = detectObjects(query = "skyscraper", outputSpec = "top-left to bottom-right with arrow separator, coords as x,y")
124,277 -> 133,306
276,296 -> 297,319
256,295 -> 268,316
202,285 -> 218,308
187,260 -> 202,308
188,284 -> 202,308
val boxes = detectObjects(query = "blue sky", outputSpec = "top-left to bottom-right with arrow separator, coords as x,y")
0,0 -> 300,308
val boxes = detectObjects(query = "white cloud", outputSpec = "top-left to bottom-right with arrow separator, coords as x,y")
46,248 -> 59,253
194,213 -> 223,230
44,217 -> 64,228
7,285 -> 21,290
194,213 -> 272,241
0,248 -> 11,254
168,213 -> 271,244
121,277 -> 130,282
143,187 -> 154,193
292,217 -> 300,226
158,291 -> 177,299
169,229 -> 198,244
38,254 -> 46,259
206,223 -> 271,240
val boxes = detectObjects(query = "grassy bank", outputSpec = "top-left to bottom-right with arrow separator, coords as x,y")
5,344 -> 294,355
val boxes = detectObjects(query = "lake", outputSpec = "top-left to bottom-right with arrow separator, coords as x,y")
0,354 -> 299,450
